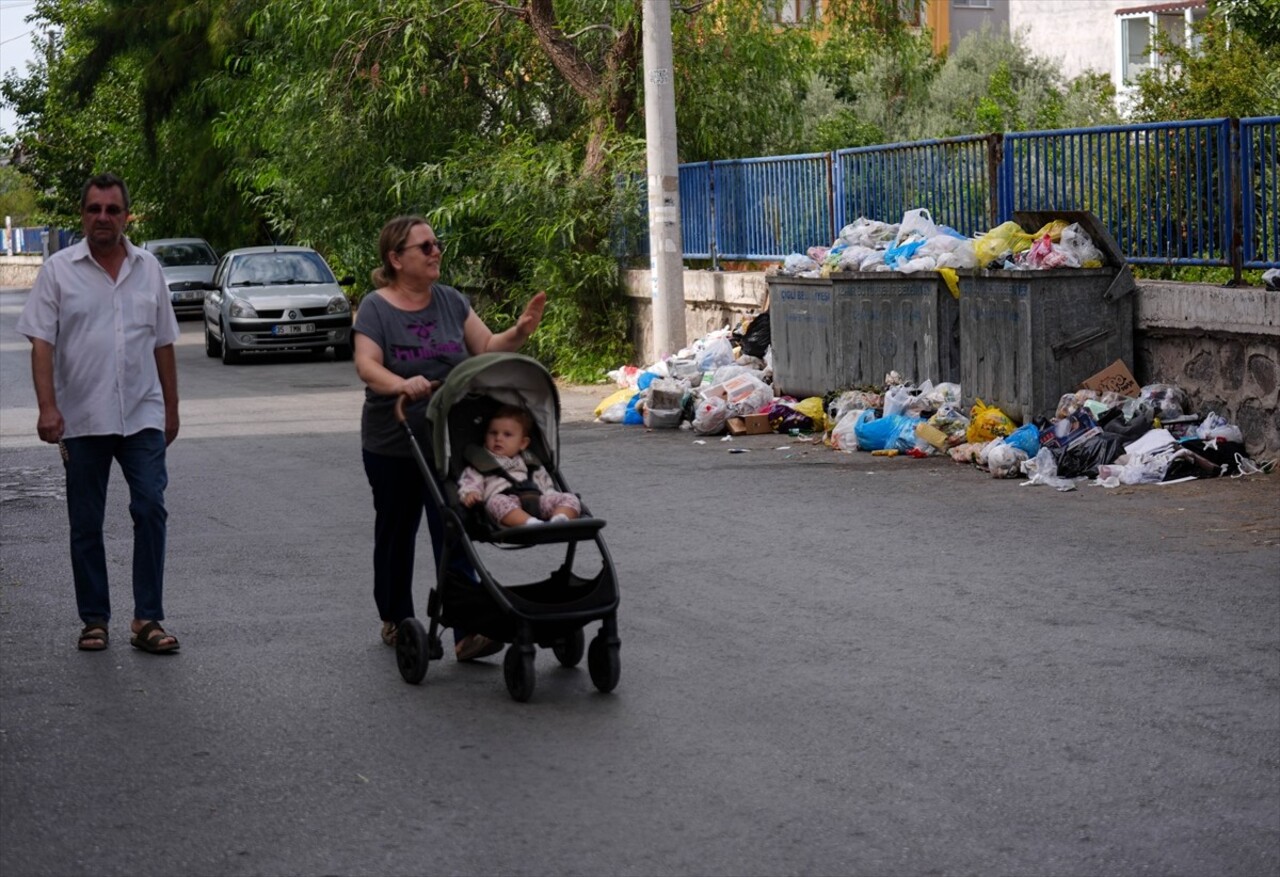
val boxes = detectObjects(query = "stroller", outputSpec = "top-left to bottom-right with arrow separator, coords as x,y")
392,352 -> 621,702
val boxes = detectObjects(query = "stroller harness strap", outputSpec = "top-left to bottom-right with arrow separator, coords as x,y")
463,445 -> 547,518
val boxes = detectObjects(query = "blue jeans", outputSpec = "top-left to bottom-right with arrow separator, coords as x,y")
62,429 -> 168,625
363,450 -> 476,640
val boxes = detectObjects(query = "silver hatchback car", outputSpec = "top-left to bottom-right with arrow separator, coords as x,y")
142,237 -> 218,318
203,245 -> 355,364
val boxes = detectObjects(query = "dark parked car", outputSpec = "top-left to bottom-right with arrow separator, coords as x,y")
202,245 -> 354,364
142,237 -> 219,317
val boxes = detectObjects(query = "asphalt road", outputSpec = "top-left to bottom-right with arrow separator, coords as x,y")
2,288 -> 1278,877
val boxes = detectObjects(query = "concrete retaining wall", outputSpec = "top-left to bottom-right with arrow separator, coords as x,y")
624,269 -> 1280,457
0,257 -> 42,289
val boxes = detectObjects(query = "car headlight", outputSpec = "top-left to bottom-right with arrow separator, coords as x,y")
327,295 -> 351,314
228,297 -> 258,318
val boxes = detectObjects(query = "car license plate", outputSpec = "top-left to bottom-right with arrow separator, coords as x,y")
273,323 -> 315,336
175,290 -> 203,301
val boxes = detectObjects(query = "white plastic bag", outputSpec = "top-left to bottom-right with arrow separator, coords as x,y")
1196,411 -> 1245,445
1059,223 -> 1104,267
695,335 -> 735,371
692,394 -> 728,435
1021,447 -> 1078,491
987,442 -> 1028,478
882,384 -> 913,417
782,253 -> 820,275
896,208 -> 937,245
829,409 -> 866,452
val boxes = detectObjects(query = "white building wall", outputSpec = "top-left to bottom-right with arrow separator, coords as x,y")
1008,0 -> 1159,82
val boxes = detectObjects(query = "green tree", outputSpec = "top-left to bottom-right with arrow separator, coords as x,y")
1127,9 -> 1280,121
0,165 -> 40,224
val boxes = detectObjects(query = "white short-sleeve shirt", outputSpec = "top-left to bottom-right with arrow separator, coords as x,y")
16,237 -> 179,439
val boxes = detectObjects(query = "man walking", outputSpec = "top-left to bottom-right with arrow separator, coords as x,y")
15,173 -> 182,653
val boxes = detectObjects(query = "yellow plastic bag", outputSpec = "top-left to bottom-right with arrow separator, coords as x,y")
974,221 -> 1037,266
793,396 -> 827,432
966,398 -> 1016,443
593,387 -> 637,418
938,267 -> 960,299
1030,219 -> 1069,242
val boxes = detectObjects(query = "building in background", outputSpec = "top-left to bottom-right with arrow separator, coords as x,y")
1008,0 -> 1207,104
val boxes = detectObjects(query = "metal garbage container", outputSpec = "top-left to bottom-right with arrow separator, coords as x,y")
765,274 -> 837,398
832,271 -> 961,387
959,210 -> 1136,422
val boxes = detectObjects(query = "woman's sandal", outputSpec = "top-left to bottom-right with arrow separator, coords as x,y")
130,621 -> 179,654
77,624 -> 108,651
380,621 -> 398,647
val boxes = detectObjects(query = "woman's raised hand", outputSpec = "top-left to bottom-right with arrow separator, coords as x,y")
516,291 -> 547,339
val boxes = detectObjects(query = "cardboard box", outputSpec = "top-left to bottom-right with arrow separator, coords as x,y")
704,374 -> 765,408
1079,359 -> 1141,398
727,413 -> 773,436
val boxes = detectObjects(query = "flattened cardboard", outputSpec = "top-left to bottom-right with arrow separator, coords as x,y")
1079,359 -> 1140,398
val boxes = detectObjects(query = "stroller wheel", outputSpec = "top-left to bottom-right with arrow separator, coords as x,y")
587,634 -> 621,694
503,645 -> 536,703
551,628 -> 585,668
396,618 -> 431,685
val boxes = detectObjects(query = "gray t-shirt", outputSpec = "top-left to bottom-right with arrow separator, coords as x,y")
354,284 -> 472,456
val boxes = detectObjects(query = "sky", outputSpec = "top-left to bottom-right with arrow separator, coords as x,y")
1,0 -> 42,137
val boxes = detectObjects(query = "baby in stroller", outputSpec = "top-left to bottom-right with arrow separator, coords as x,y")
458,405 -> 581,528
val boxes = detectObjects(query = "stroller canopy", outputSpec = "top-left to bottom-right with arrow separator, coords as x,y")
426,352 -> 562,473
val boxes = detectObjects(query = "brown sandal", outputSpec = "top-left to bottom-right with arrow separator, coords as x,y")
381,621 -> 398,647
77,624 -> 108,651
130,621 -> 179,654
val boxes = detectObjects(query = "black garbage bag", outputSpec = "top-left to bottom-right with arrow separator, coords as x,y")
1170,438 -> 1250,476
1056,432 -> 1126,478
736,311 -> 771,359
1099,404 -> 1155,442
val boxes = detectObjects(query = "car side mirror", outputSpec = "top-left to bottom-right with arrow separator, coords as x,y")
339,276 -> 355,286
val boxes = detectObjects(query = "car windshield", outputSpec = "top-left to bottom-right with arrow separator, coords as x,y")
228,252 -> 335,287
151,242 -> 217,267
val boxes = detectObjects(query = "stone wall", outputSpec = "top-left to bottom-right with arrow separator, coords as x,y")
624,270 -> 1280,457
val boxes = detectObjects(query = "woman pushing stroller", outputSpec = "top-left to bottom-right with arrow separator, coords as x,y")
352,214 -> 546,661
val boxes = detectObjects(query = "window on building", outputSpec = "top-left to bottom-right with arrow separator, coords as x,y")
1121,15 -> 1153,83
953,0 -> 993,8
776,0 -> 822,24
1118,4 -> 1208,85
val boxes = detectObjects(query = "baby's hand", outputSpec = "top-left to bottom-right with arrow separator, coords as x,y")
460,492 -> 480,507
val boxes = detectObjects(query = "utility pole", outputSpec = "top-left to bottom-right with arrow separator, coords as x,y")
642,0 -> 686,361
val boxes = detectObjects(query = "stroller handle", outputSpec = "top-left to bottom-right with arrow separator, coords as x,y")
394,383 -> 441,423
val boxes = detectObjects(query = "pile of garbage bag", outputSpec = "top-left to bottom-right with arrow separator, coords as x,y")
777,208 -> 1107,278
594,322 -> 1272,490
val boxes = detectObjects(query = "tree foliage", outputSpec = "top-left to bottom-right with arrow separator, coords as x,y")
6,0 -> 1222,376
825,25 -> 1118,145
1127,7 -> 1280,121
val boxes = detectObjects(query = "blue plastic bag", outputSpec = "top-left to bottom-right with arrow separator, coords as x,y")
884,239 -> 926,270
1004,422 -> 1042,457
855,412 -> 923,451
622,392 -> 645,425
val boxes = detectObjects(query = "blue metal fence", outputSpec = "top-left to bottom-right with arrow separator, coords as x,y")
712,153 -> 833,261
634,116 -> 1278,273
1000,119 -> 1231,266
679,162 -> 713,260
835,134 -> 994,238
1241,116 -> 1280,269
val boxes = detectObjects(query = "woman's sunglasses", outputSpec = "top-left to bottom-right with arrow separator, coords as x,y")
401,239 -> 444,256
